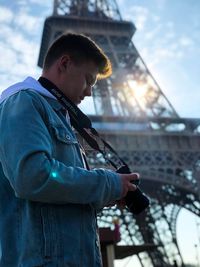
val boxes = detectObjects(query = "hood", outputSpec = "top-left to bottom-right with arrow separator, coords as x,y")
0,76 -> 56,104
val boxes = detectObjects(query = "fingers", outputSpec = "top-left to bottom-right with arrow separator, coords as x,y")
116,199 -> 126,209
126,181 -> 137,197
119,172 -> 140,198
125,172 -> 140,181
124,173 -> 140,188
129,182 -> 137,191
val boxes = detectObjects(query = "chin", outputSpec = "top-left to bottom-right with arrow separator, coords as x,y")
70,99 -> 78,105
76,99 -> 82,105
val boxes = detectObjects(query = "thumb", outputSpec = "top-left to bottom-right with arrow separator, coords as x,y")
129,173 -> 140,180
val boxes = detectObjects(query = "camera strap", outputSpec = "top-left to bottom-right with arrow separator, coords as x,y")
38,77 -> 129,170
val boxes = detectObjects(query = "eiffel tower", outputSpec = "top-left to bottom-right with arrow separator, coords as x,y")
38,1 -> 200,266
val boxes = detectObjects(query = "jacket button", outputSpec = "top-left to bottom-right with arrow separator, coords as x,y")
66,134 -> 70,140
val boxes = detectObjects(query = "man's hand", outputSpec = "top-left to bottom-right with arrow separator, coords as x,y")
105,172 -> 140,208
118,173 -> 139,198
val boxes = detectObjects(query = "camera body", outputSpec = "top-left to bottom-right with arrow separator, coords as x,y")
117,165 -> 150,215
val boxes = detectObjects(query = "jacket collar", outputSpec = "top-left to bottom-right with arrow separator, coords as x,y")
0,76 -> 63,112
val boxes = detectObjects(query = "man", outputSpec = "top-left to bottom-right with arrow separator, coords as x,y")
0,33 -> 139,267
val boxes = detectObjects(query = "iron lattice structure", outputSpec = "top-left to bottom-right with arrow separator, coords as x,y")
38,1 -> 200,266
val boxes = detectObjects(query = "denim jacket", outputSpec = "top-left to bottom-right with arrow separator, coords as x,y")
0,77 -> 122,267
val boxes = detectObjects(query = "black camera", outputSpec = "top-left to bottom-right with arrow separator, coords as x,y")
116,165 -> 150,215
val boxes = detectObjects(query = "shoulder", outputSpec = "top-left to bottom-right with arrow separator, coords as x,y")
0,90 -> 50,122
2,89 -> 47,108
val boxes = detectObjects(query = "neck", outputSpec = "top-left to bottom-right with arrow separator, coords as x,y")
38,76 -> 92,129
38,76 -> 58,91
41,69 -> 62,92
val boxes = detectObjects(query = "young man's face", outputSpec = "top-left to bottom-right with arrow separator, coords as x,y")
60,57 -> 99,105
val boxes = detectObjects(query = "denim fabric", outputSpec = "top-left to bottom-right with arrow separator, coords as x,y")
0,88 -> 122,267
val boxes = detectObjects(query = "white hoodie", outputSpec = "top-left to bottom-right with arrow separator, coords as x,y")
0,76 -> 71,123
0,76 -> 56,104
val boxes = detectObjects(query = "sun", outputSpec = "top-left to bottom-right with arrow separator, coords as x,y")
127,79 -> 149,108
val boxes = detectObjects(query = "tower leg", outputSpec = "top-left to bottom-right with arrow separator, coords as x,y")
101,244 -> 115,267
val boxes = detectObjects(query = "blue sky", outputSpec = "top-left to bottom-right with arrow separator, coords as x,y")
0,0 -> 200,266
0,0 -> 200,118
119,0 -> 200,119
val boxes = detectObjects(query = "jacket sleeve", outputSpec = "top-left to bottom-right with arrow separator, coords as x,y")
0,90 -> 122,208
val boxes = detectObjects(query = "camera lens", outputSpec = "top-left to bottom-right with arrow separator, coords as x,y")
116,165 -> 150,215
125,188 -> 150,215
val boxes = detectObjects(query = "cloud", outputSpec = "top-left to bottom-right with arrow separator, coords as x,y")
0,6 -> 14,23
155,0 -> 167,10
28,0 -> 51,6
132,11 -> 197,72
0,29 -> 40,91
179,36 -> 194,47
124,5 -> 149,30
117,0 -> 125,4
14,12 -> 43,35
0,4 -> 42,91
144,24 -> 162,40
152,15 -> 160,23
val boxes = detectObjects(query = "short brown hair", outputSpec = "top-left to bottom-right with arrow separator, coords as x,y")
43,33 -> 112,79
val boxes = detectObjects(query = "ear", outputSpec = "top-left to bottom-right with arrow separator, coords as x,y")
58,55 -> 71,73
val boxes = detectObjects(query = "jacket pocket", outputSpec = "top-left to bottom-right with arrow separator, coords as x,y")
51,124 -> 77,144
50,123 -> 81,165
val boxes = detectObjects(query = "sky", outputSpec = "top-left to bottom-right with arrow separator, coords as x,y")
0,0 -> 200,266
